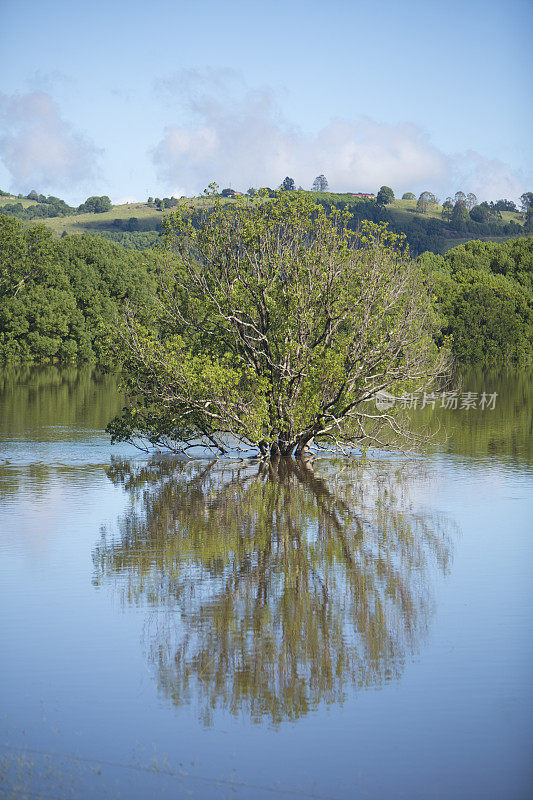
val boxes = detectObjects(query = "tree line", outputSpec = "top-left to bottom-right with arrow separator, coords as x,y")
0,190 -> 113,221
0,206 -> 531,369
0,216 -> 157,363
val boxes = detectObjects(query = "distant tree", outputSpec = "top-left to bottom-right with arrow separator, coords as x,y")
416,191 -> 436,214
312,175 -> 328,192
494,199 -> 518,213
523,211 -> 533,233
466,193 -> 477,210
451,200 -> 470,231
27,190 -> 39,201
376,186 -> 394,205
78,196 -> 112,214
246,188 -> 257,196
221,188 -> 237,198
402,192 -> 416,200
454,191 -> 466,206
470,202 -> 501,223
147,197 -> 153,204
519,192 -> 533,213
441,199 -> 454,222
281,177 -> 296,191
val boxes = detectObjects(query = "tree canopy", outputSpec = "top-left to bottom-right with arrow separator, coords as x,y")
376,186 -> 394,205
0,216 -> 156,363
281,176 -> 296,191
419,237 -> 533,366
312,175 -> 328,192
77,195 -> 112,214
107,191 -> 449,458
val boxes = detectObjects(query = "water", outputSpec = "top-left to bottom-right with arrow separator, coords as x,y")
1,366 -> 532,799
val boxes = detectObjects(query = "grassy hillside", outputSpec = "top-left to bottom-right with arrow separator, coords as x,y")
0,195 -> 40,209
33,196 -> 243,236
1,190 -> 526,254
388,197 -> 523,224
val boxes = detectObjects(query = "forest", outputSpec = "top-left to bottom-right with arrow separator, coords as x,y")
0,207 -> 531,368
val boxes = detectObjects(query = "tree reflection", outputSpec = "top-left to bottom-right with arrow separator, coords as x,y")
93,456 -> 454,724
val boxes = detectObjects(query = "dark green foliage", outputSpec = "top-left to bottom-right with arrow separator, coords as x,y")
451,201 -> 470,232
376,186 -> 394,205
0,194 -> 75,220
77,196 -> 112,213
442,199 -> 453,222
419,237 -> 533,365
97,230 -> 162,250
0,216 -> 157,363
281,177 -> 296,191
494,199 -> 518,212
470,202 -> 501,223
402,192 -> 416,200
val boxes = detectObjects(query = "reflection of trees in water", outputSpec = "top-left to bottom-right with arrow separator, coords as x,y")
93,457 -> 454,724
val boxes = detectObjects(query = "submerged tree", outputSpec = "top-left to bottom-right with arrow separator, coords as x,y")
107,191 -> 449,457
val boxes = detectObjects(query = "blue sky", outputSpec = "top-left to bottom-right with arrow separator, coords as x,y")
1,0 -> 531,204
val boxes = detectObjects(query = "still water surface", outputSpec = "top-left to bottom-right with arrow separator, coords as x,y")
1,366 -> 532,799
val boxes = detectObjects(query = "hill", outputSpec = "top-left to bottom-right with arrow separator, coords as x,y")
0,190 -> 527,255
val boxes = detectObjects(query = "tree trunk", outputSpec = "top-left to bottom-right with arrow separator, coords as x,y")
295,433 -> 314,459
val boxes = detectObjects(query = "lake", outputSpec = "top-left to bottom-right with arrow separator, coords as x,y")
1,366 -> 532,799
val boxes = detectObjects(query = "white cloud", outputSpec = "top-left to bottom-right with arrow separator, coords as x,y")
450,150 -> 527,202
0,91 -> 100,192
152,70 -> 528,202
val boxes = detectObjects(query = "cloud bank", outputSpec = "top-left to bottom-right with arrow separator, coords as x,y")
0,91 -> 100,192
153,70 -> 527,202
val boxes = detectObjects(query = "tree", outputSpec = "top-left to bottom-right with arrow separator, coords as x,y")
451,200 -> 470,230
454,191 -> 466,206
376,186 -> 394,205
312,175 -> 328,192
402,192 -> 416,200
416,191 -> 436,214
441,199 -> 454,222
494,199 -> 518,212
466,193 -> 477,210
520,192 -> 533,213
107,192 -> 449,458
78,196 -> 112,214
281,176 -> 296,191
470,202 -> 500,223
246,187 -> 257,196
